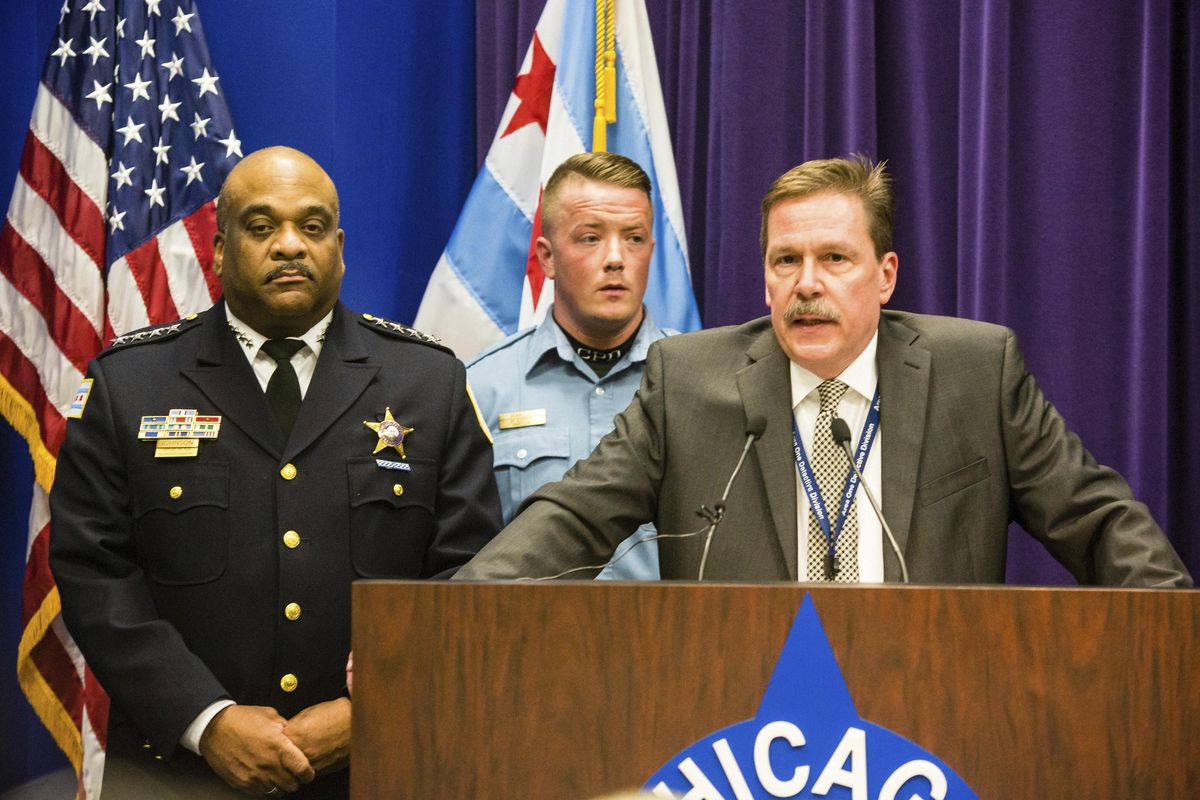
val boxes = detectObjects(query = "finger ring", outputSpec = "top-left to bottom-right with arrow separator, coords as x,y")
265,787 -> 281,797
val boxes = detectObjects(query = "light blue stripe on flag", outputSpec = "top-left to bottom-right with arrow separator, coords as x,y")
444,165 -> 534,333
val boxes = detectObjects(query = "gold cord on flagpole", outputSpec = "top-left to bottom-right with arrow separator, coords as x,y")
604,0 -> 617,123
593,0 -> 607,151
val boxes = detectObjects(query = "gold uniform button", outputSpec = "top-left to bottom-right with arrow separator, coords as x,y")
280,673 -> 298,693
362,313 -> 375,321
283,530 -> 300,549
185,313 -> 198,320
169,486 -> 183,500
392,483 -> 404,497
284,602 -> 301,621
280,463 -> 297,480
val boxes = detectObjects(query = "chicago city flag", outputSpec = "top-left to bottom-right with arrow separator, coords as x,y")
0,1 -> 239,796
415,0 -> 700,358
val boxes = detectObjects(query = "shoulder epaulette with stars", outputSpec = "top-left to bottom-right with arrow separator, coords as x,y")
357,313 -> 453,355
104,313 -> 202,352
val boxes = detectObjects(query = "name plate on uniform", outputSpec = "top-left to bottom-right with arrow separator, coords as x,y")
152,439 -> 200,458
497,408 -> 547,430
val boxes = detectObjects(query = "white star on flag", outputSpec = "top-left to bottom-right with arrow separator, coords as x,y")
125,73 -> 152,101
85,79 -> 113,109
161,52 -> 185,79
172,7 -> 195,34
116,116 -> 144,145
218,129 -> 242,157
135,30 -> 156,58
157,95 -> 181,123
152,138 -> 171,165
181,156 -> 205,185
192,67 -> 219,97
190,111 -> 211,139
111,161 -> 135,188
52,38 -> 75,66
144,179 -> 165,207
84,36 -> 110,64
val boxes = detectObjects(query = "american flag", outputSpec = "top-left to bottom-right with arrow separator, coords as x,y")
0,1 -> 239,795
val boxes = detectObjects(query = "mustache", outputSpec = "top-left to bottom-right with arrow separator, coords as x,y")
784,297 -> 840,323
263,262 -> 315,283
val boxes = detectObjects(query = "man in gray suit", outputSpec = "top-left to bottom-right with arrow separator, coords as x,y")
456,156 -> 1191,586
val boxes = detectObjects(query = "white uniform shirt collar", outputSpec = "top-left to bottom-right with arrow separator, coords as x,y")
224,304 -> 333,398
224,304 -> 332,361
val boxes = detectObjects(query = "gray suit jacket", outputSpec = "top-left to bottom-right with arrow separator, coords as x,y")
457,311 -> 1191,586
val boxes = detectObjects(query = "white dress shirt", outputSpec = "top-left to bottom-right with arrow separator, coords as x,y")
789,332 -> 884,583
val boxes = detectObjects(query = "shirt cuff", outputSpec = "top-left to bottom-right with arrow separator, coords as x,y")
180,699 -> 236,755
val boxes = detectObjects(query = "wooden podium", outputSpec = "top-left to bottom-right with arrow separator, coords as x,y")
351,583 -> 1198,798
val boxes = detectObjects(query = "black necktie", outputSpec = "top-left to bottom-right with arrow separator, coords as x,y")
262,339 -> 305,438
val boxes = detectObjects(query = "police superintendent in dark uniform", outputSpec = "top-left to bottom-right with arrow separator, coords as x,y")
49,146 -> 502,798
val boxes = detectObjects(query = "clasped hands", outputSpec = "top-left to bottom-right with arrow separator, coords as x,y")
199,697 -> 351,796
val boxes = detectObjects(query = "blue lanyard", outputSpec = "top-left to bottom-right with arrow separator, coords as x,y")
791,388 -> 881,576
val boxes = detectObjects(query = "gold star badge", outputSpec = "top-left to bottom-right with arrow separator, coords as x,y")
364,407 -> 414,458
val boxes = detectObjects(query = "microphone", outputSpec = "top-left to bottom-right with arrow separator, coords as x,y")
697,415 -> 767,580
830,417 -> 909,583
520,416 -> 767,582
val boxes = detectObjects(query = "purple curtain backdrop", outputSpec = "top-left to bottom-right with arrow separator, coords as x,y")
476,0 -> 1200,583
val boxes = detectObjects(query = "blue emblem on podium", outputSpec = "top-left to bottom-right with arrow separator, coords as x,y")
644,594 -> 978,799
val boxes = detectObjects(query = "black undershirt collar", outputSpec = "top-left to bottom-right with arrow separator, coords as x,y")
557,317 -> 644,379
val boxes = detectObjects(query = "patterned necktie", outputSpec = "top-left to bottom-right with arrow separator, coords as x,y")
804,379 -> 859,582
262,338 -> 305,438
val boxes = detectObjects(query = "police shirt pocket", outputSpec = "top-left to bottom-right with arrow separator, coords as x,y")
130,462 -> 229,585
347,456 -> 436,578
918,457 -> 990,506
492,428 -> 572,510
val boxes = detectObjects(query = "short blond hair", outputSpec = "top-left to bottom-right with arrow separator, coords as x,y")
759,154 -> 893,258
541,152 -> 653,234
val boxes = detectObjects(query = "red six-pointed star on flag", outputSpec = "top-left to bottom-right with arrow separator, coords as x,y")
502,32 -> 556,137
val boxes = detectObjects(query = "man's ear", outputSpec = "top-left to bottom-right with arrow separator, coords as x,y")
212,232 -> 224,277
878,251 -> 898,305
535,237 -> 555,280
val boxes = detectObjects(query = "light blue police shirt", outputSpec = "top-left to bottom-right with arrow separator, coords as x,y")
466,306 -> 673,579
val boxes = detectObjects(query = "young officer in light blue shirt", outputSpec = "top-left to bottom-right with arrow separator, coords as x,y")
467,152 -> 674,579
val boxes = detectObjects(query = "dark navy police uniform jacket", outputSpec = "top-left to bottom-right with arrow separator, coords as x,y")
49,300 -> 501,795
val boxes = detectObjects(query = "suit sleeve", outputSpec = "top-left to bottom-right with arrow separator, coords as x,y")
455,342 -> 666,580
48,358 -> 229,755
420,358 -> 504,578
1001,331 -> 1192,587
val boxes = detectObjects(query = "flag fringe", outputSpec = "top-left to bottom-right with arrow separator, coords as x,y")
0,371 -> 57,492
16,586 -> 84,772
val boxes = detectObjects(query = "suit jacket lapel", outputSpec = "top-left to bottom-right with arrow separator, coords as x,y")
182,303 -> 285,458
877,313 -> 930,580
283,304 -> 379,463
736,327 -> 800,580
